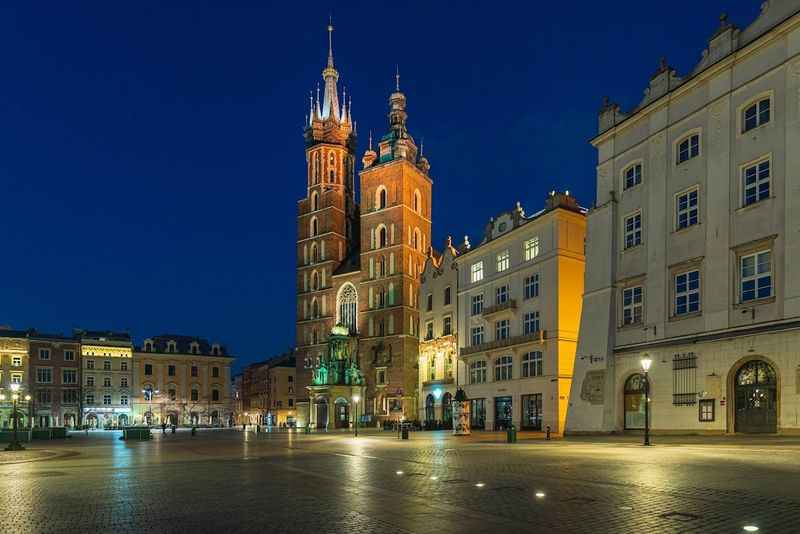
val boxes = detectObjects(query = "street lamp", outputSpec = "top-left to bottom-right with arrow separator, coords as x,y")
640,356 -> 652,446
352,394 -> 360,438
142,388 -> 159,426
4,383 -> 29,451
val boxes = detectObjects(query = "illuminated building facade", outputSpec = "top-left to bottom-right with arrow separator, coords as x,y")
418,238 -> 467,427
28,332 -> 82,429
295,24 -> 431,427
240,352 -> 295,426
78,330 -> 134,429
567,3 -> 800,435
458,193 -> 586,433
0,330 -> 30,428
133,335 -> 234,426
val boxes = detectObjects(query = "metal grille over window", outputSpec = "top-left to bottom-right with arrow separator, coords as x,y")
672,352 -> 697,406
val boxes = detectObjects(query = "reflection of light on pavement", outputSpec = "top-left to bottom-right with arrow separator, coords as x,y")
535,491 -> 545,498
743,526 -> 759,532
430,476 -> 438,480
474,482 -> 485,488
395,470 -> 403,475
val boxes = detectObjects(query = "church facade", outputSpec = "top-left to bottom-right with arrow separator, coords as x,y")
295,24 -> 432,428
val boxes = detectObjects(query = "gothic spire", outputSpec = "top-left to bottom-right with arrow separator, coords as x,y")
321,21 -> 340,120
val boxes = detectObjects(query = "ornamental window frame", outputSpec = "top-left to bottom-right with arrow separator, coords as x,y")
494,355 -> 513,381
621,160 -> 643,190
524,273 -> 539,299
521,351 -> 542,378
675,130 -> 701,165
623,210 -> 643,249
740,155 -> 771,208
621,285 -> 644,326
738,92 -> 773,135
675,185 -> 700,230
524,237 -> 540,261
471,261 -> 484,283
469,360 -> 487,384
496,249 -> 510,272
739,249 -> 773,303
674,269 -> 701,316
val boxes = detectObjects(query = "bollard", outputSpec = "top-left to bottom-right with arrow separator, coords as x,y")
506,425 -> 517,444
191,426 -> 197,437
546,425 -> 551,440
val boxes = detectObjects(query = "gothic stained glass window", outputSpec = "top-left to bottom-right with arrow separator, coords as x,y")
337,283 -> 358,335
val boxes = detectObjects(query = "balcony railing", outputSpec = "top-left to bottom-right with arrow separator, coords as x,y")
481,299 -> 517,317
460,330 -> 546,356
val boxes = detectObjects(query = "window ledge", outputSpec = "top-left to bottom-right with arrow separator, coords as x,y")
733,296 -> 776,309
672,222 -> 702,236
669,311 -> 703,323
617,322 -> 644,331
622,182 -> 643,193
621,244 -> 644,255
735,196 -> 774,215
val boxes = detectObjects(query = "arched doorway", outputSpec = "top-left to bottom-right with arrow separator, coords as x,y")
334,398 -> 349,429
442,392 -> 453,428
211,411 -> 219,426
64,413 -> 76,429
734,360 -> 777,433
425,394 -> 435,425
118,414 -> 129,427
86,414 -> 98,429
623,374 -> 646,430
190,412 -> 199,425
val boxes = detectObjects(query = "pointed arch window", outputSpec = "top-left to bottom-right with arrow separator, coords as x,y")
311,191 -> 319,211
314,152 -> 321,184
311,298 -> 320,319
378,225 -> 388,248
413,189 -> 422,215
376,186 -> 387,210
311,271 -> 319,291
310,243 -> 319,264
329,152 -> 336,182
336,283 -> 359,335
310,217 -> 319,237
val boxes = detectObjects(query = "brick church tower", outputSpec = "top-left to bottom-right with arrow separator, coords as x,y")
295,25 -> 431,427
295,23 -> 358,404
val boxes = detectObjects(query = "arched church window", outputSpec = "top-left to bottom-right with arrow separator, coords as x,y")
314,152 -> 321,184
312,271 -> 319,291
310,217 -> 319,237
379,255 -> 386,277
378,226 -> 388,248
311,191 -> 319,211
413,189 -> 422,215
336,283 -> 359,335
329,152 -> 336,183
376,186 -> 387,210
311,299 -> 319,318
413,227 -> 421,251
310,243 -> 318,264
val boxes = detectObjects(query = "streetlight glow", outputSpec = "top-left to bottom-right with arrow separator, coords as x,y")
640,356 -> 652,372
10,383 -> 20,393
353,394 -> 360,403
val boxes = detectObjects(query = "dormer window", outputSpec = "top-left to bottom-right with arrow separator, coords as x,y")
190,342 -> 200,355
167,341 -> 177,353
498,222 -> 507,232
211,344 -> 221,356
144,340 -> 153,352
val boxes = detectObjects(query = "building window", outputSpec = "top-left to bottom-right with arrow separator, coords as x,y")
622,286 -> 643,326
742,158 -> 770,207
495,320 -> 510,341
377,186 -> 387,209
289,398 -> 294,407
121,361 -> 127,371
36,368 -> 53,384
676,188 -> 699,230
191,389 -> 199,401
121,376 -> 128,388
624,163 -> 642,189
63,369 -> 77,384
471,326 -> 484,347
86,394 -> 95,405
469,360 -> 487,384
675,270 -> 700,316
523,311 -> 540,335
740,250 -> 772,302
524,237 -> 540,261
471,261 -> 484,283
496,285 -> 509,305
121,395 -> 128,406
191,366 -> 198,377
494,355 -> 513,381
496,250 -> 510,272
676,133 -> 699,164
103,360 -> 111,371
471,294 -> 484,316
39,348 -> 50,360
212,390 -> 220,401
86,359 -> 94,370
742,97 -> 770,133
64,350 -> 75,361
12,356 -> 21,367
699,399 -> 715,422
144,364 -> 153,376
444,286 -> 451,306
168,365 -> 176,376
212,367 -> 220,378
425,321 -> 434,341
86,376 -> 95,387
63,389 -> 78,404
524,274 -> 539,299
672,352 -> 697,406
426,294 -> 433,311
624,211 -> 642,249
10,373 -> 22,384
521,351 -> 542,377
103,377 -> 111,387
37,389 -> 51,404
376,369 -> 386,385
103,394 -> 112,405
169,389 -> 176,401
442,316 -> 452,336
429,357 -> 436,381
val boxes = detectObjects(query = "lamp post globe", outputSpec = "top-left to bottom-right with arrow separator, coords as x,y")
640,356 -> 652,446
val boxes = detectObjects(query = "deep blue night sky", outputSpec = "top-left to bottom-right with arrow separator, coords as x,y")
0,1 -> 762,369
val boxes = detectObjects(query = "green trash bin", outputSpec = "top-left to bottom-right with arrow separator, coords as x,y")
506,425 -> 517,444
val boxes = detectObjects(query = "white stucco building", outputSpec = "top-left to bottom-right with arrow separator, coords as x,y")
458,193 -> 586,433
567,2 -> 800,435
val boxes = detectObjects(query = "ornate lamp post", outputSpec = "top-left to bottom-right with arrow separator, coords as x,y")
641,356 -> 652,446
142,388 -> 159,426
352,394 -> 360,437
3,383 -> 31,451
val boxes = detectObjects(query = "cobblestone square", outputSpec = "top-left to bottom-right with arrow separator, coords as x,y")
1,429 -> 799,533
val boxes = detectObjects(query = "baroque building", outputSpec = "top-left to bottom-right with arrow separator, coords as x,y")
418,237 -> 465,427
567,2 -> 800,435
133,335 -> 234,426
458,193 -> 586,433
296,24 -> 432,428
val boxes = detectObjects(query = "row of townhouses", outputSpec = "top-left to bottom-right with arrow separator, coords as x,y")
232,352 -> 297,427
293,1 -> 800,435
0,329 -> 234,429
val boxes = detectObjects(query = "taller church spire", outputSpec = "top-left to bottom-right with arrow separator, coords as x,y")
321,21 -> 341,121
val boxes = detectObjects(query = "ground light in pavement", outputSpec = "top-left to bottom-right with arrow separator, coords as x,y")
395,470 -> 403,475
743,527 -> 759,532
430,476 -> 438,480
474,482 -> 485,488
535,491 -> 545,499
